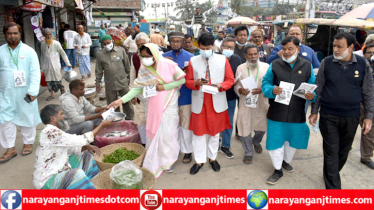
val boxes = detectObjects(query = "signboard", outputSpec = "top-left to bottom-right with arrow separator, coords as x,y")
33,0 -> 64,8
22,0 -> 46,12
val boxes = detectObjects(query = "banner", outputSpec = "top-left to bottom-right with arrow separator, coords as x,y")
33,0 -> 64,8
21,0 -> 46,12
1,189 -> 373,210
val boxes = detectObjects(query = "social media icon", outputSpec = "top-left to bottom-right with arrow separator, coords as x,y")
1,190 -> 22,210
145,194 -> 158,206
140,190 -> 162,210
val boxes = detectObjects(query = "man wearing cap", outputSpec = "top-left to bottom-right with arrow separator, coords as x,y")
163,31 -> 195,166
150,28 -> 165,48
95,34 -> 134,120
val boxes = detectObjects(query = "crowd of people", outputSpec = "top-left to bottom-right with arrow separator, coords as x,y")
1,17 -> 374,191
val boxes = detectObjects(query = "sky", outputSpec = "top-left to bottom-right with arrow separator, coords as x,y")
141,0 -> 215,19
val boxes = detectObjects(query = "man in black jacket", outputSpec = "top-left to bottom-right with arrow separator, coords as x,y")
310,32 -> 374,189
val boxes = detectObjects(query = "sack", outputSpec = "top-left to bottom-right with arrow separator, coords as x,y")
40,72 -> 47,87
110,160 -> 143,189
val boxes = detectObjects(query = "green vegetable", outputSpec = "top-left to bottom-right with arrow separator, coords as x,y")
103,147 -> 140,163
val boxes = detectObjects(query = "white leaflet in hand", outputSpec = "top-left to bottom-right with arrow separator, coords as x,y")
293,82 -> 317,99
245,94 -> 258,108
102,108 -> 115,120
234,72 -> 242,83
275,81 -> 295,105
143,85 -> 158,98
201,85 -> 218,94
241,75 -> 257,96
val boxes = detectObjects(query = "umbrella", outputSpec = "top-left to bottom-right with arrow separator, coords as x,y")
106,27 -> 127,46
226,17 -> 258,26
295,18 -> 374,30
340,3 -> 374,20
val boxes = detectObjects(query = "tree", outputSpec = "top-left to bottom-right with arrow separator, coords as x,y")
271,0 -> 294,15
174,0 -> 195,20
230,0 -> 252,16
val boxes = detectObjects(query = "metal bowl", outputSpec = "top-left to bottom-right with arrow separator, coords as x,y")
84,88 -> 96,97
109,112 -> 127,122
63,71 -> 78,83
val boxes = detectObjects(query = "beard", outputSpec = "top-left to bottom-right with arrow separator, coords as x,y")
247,59 -> 259,67
7,37 -> 20,45
57,120 -> 70,132
46,38 -> 53,45
333,48 -> 349,60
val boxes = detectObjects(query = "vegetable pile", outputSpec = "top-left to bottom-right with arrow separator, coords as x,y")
103,147 -> 140,163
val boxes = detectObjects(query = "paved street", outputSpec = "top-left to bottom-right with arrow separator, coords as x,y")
0,61 -> 373,189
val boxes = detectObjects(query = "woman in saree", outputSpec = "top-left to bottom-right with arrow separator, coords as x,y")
108,43 -> 186,177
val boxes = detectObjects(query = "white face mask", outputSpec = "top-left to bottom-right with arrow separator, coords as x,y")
333,48 -> 349,60
282,49 -> 299,63
142,57 -> 155,66
104,43 -> 113,51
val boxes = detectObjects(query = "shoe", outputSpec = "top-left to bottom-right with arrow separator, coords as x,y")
182,153 -> 192,164
267,169 -> 283,185
361,159 -> 374,169
282,160 -> 294,172
254,144 -> 263,154
190,163 -> 203,175
219,146 -> 234,159
243,156 -> 252,164
210,160 -> 220,172
165,166 -> 174,173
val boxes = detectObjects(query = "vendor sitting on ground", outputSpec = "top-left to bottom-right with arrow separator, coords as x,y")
33,104 -> 113,189
60,79 -> 106,135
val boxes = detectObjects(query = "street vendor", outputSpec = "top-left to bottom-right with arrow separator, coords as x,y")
60,79 -> 106,135
33,104 -> 113,189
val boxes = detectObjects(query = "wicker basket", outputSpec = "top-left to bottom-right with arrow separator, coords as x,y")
92,167 -> 156,189
94,143 -> 145,171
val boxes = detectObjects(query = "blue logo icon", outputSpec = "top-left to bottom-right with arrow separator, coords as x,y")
1,190 -> 22,209
247,190 -> 268,209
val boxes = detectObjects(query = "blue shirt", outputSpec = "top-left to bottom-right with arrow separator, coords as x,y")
267,44 -> 321,69
163,49 -> 194,106
225,27 -> 233,35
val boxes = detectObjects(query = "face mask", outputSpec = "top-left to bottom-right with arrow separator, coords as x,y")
142,57 -> 155,66
333,48 -> 349,60
170,30 -> 175,32
222,49 -> 234,58
200,49 -> 213,58
172,46 -> 183,53
282,49 -> 298,63
236,41 -> 246,47
104,43 -> 113,51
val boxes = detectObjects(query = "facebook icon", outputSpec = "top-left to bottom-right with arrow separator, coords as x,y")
1,190 -> 22,209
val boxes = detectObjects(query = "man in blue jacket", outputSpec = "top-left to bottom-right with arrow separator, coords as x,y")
163,31 -> 194,169
267,25 -> 320,75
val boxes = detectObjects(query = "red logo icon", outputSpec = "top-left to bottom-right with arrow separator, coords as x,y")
140,190 -> 162,210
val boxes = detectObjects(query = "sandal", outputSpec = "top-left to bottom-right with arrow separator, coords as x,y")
182,153 -> 192,164
0,152 -> 17,163
21,144 -> 33,156
254,144 -> 263,154
46,96 -> 54,101
243,156 -> 252,164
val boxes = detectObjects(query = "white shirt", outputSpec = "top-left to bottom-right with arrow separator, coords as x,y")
73,32 -> 92,55
123,35 -> 138,53
40,40 -> 71,81
33,124 -> 94,189
214,39 -> 223,49
64,30 -> 78,49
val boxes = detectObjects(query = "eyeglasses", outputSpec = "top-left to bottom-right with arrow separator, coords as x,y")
253,36 -> 262,39
222,45 -> 234,50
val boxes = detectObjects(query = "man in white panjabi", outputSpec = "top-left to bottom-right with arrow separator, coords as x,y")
234,44 -> 269,165
41,28 -> 71,101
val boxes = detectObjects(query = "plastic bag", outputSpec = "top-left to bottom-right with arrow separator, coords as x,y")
312,121 -> 320,134
110,160 -> 143,189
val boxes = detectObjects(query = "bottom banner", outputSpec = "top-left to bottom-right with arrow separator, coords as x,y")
0,189 -> 373,210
